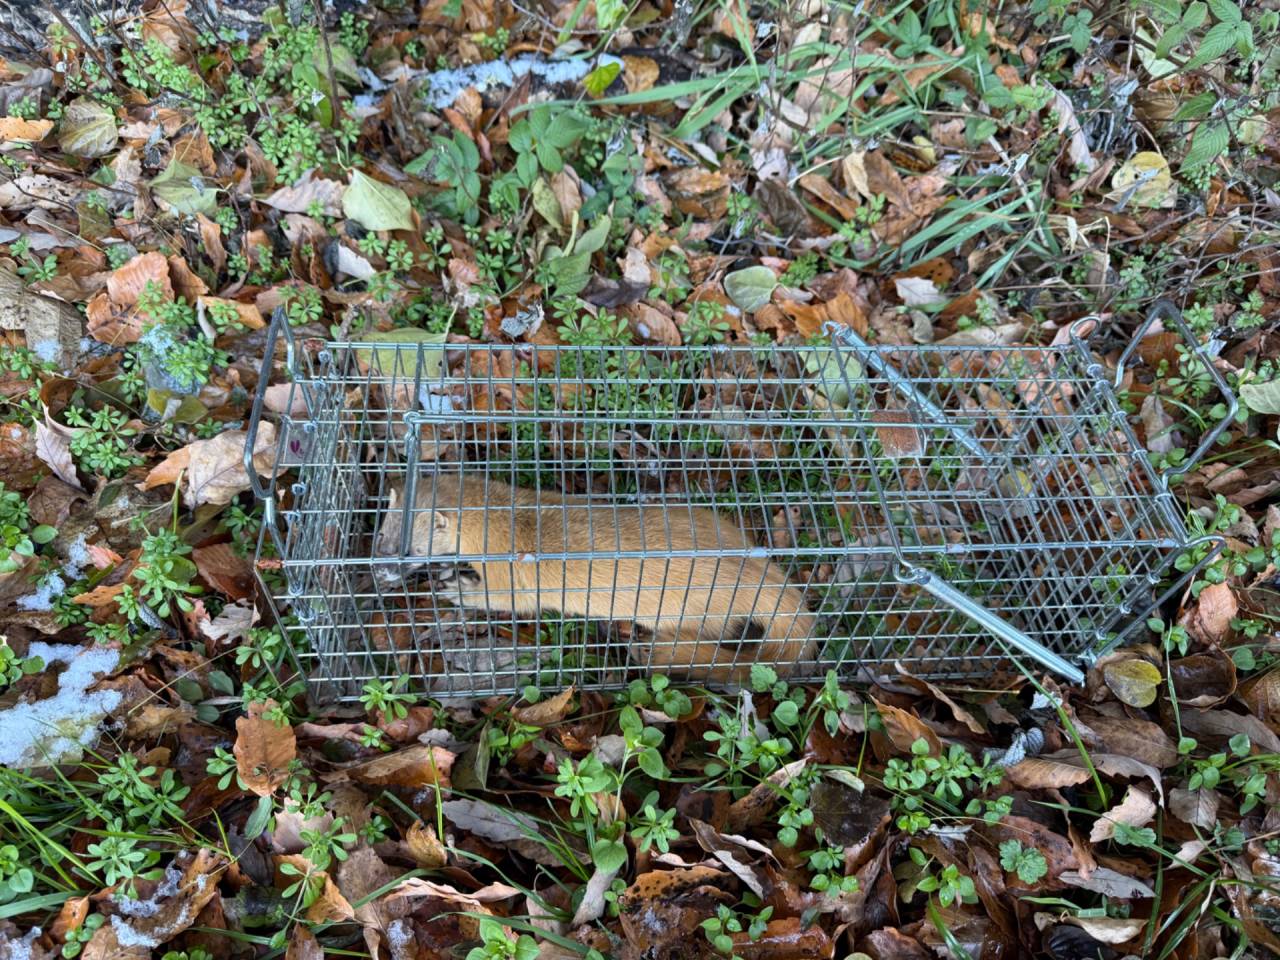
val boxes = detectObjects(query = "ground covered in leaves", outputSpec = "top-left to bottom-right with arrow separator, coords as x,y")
2,0 -> 1280,958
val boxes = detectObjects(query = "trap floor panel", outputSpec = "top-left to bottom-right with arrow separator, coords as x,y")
250,324 -> 1213,701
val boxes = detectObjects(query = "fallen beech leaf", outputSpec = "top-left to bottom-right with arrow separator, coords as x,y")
727,757 -> 808,831
34,421 -> 80,489
345,744 -> 454,788
167,422 -> 276,508
107,251 -> 173,307
873,410 -> 924,458
1009,749 -> 1165,802
385,877 -> 521,906
234,699 -> 296,796
264,173 -> 346,217
192,542 -> 255,600
1189,582 -> 1237,644
0,117 -> 52,141
285,923 -> 323,960
512,686 -> 575,727
1169,650 -> 1236,707
1102,657 -> 1162,708
873,698 -> 941,755
1089,786 -> 1156,842
1168,786 -> 1219,830
1059,867 -> 1154,899
1242,667 -> 1280,728
1068,915 -> 1144,945
1081,713 -> 1178,768
404,820 -> 448,868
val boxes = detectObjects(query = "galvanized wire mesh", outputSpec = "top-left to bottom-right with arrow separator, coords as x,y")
248,308 -> 1229,702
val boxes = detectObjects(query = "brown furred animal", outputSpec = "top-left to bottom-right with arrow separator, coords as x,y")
373,473 -> 816,683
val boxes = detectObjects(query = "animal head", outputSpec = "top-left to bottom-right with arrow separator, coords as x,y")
372,480 -> 460,584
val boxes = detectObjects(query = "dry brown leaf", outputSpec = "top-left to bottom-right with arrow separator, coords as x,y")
873,410 -> 924,458
511,686 -> 575,727
86,290 -> 143,344
779,290 -> 867,339
107,251 -> 173,307
1067,916 -> 1144,945
622,301 -> 681,345
285,923 -> 323,960
197,295 -> 265,331
1168,786 -> 1219,830
196,214 -> 227,275
167,255 -> 208,303
0,117 -> 53,141
264,174 -> 346,216
622,55 -> 660,94
727,757 -> 808,832
177,422 -> 277,507
405,820 -> 448,868
872,698 -> 942,755
1082,713 -> 1178,768
1242,667 -> 1280,728
1010,748 -> 1165,803
234,699 -> 297,796
192,542 -> 255,600
1089,786 -> 1156,842
34,421 -> 80,489
344,744 -> 454,788
1188,581 -> 1238,643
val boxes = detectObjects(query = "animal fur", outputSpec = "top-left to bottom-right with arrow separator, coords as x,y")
373,473 -> 817,683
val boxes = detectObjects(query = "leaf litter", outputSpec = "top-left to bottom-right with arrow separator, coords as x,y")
0,0 -> 1278,957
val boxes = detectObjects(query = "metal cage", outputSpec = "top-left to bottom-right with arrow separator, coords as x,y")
245,302 -> 1235,702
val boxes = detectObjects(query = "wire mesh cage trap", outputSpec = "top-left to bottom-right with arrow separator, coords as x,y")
246,301 -> 1235,702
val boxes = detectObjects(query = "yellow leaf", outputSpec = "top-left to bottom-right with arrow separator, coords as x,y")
1109,151 -> 1175,209
1103,658 -> 1163,708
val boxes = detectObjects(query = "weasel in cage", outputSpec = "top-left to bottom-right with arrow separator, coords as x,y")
371,472 -> 818,683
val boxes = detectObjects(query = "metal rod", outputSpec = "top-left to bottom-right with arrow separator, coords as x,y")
900,566 -> 1086,683
824,322 -> 990,460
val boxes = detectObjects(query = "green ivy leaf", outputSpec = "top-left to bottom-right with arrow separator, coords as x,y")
343,169 -> 414,231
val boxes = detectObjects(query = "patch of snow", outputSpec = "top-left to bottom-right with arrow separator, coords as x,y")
31,339 -> 60,364
16,571 -> 66,611
64,532 -> 90,580
2,927 -> 41,960
386,919 -> 413,956
110,915 -> 160,949
0,643 -> 121,768
421,54 -> 623,109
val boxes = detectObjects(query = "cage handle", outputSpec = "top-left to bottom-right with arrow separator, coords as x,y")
244,308 -> 296,504
1114,299 -> 1238,486
896,564 -> 1087,684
